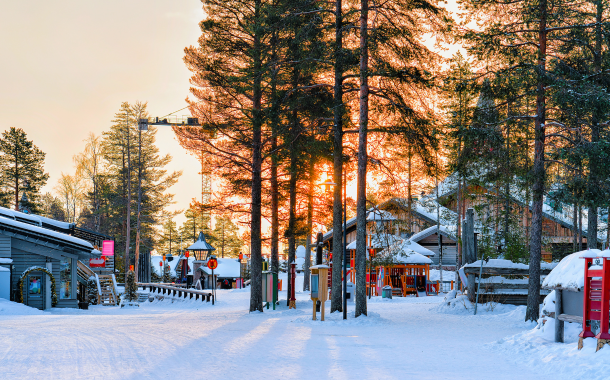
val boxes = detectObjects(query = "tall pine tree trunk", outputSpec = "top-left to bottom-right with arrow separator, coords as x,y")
587,0 -> 602,251
304,160 -> 314,291
124,115 -> 132,279
270,29 -> 280,275
134,127 -> 142,283
331,0 -> 345,313
526,0 -> 547,322
249,0 -> 264,313
355,0 -> 369,318
287,114 -> 298,306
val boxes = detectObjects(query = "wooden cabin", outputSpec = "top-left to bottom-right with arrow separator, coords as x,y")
0,207 -> 100,309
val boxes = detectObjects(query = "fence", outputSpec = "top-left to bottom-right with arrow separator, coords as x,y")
137,283 -> 214,305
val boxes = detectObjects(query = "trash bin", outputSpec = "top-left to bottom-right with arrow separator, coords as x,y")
382,285 -> 392,299
344,281 -> 355,302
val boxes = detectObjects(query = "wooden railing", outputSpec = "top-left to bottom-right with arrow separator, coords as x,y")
77,260 -> 95,281
137,283 -> 214,305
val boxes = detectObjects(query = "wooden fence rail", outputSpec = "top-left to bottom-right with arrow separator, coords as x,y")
137,283 -> 214,305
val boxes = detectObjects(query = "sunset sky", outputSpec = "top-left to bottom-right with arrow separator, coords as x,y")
0,1 -> 204,224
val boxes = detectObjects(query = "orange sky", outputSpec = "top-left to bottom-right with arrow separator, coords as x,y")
0,0 -> 461,229
0,1 -> 204,225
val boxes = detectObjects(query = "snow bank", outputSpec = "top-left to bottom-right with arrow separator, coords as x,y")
0,298 -> 44,316
495,322 -> 610,380
542,250 -> 596,291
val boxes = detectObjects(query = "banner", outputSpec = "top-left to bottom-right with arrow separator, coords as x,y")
90,258 -> 106,268
102,240 -> 114,256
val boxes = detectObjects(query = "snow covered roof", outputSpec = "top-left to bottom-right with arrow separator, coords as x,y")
394,239 -> 435,256
187,232 -> 216,251
0,266 -> 8,272
0,214 -> 93,253
395,252 -> 433,264
346,233 -> 402,250
543,249 -> 602,291
0,258 -> 13,264
211,258 -> 241,278
377,240 -> 433,264
410,225 -> 457,242
367,209 -> 396,221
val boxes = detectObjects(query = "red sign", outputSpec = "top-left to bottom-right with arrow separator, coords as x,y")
89,258 -> 105,268
159,261 -> 163,267
239,253 -> 243,261
185,251 -> 189,258
207,258 -> 218,270
101,240 -> 114,256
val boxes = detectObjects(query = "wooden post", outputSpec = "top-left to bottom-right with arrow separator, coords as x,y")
555,288 -> 564,343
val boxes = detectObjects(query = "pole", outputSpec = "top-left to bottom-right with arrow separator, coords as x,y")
343,167 -> 347,319
474,234 -> 483,315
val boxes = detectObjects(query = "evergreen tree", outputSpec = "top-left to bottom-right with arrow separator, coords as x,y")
0,127 -> 49,212
40,192 -> 66,221
157,219 -> 180,255
209,216 -> 243,258
124,270 -> 138,302
101,102 -> 181,279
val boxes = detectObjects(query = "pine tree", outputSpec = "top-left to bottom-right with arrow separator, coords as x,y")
180,0 -> 277,312
0,127 -> 49,212
101,102 -> 180,280
124,270 -> 138,302
209,216 -> 243,258
86,277 -> 98,305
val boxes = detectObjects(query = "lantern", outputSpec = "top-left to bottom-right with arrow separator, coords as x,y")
187,231 -> 216,261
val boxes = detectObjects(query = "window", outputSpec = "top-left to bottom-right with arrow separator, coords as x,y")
60,257 -> 72,299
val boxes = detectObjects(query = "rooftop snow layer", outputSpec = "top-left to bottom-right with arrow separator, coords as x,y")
0,258 -> 13,264
0,215 -> 92,250
377,240 -> 433,264
346,233 -> 402,250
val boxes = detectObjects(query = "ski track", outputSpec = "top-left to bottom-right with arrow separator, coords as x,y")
0,284 -> 561,380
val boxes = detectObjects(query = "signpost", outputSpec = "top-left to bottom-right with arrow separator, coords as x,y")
102,240 -> 114,256
208,256 -> 218,300
311,264 -> 329,321
89,258 -> 105,268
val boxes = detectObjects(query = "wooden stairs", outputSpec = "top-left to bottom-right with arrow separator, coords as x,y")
76,261 -> 118,306
97,275 -> 118,306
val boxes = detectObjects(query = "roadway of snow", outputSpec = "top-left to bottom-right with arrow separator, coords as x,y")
1,274 -> 605,379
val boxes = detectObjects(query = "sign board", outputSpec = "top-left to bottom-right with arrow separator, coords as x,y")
90,258 -> 106,268
207,258 -> 218,270
102,240 -> 114,256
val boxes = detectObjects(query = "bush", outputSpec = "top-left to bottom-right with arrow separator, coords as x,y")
87,277 -> 98,305
124,270 -> 138,302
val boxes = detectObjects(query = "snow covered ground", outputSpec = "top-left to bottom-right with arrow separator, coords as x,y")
1,274 -> 607,379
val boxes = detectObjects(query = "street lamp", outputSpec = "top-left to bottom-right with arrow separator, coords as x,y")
318,167 -> 348,320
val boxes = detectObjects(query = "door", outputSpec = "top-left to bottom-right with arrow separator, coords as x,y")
25,272 -> 45,310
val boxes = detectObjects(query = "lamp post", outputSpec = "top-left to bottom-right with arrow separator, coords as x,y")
187,231 -> 216,288
320,168 -> 348,320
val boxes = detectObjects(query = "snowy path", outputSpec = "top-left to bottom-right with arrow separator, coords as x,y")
0,284 -> 550,380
